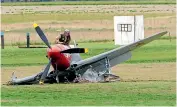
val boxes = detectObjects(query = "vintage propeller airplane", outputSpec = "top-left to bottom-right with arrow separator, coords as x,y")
7,23 -> 167,85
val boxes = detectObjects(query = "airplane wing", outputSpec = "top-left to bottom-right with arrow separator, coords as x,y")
68,31 -> 168,74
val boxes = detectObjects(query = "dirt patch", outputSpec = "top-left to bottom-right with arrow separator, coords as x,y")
1,63 -> 175,84
112,63 -> 176,81
1,99 -> 22,103
1,65 -> 54,84
2,30 -> 115,44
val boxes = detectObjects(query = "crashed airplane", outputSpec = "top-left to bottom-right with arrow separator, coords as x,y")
7,23 -> 167,85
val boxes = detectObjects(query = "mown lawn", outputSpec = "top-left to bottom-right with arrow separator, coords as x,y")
1,39 -> 176,67
2,13 -> 175,24
1,81 -> 176,106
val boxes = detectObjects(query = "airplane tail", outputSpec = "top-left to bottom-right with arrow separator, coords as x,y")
11,72 -> 17,81
7,72 -> 17,85
7,72 -> 43,85
73,40 -> 77,48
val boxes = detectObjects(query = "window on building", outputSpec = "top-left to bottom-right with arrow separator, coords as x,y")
117,24 -> 132,32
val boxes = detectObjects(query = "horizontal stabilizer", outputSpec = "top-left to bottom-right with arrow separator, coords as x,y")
61,48 -> 88,53
8,72 -> 43,85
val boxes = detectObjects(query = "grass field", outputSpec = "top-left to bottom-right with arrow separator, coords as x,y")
2,13 -> 175,24
1,2 -> 176,106
1,82 -> 176,106
1,39 -> 176,67
1,13 -> 175,24
1,0 -> 176,6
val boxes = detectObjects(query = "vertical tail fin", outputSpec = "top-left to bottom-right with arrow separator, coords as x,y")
11,72 -> 17,80
73,40 -> 77,48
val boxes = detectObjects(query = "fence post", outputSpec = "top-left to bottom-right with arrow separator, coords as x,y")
1,32 -> 4,49
26,32 -> 30,48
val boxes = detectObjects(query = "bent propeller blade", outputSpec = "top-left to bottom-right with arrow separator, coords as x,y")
39,59 -> 51,84
33,23 -> 51,48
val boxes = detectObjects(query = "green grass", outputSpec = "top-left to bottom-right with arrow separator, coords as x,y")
1,13 -> 113,24
1,35 -> 176,106
1,0 -> 176,6
1,39 -> 176,67
1,81 -> 176,106
1,13 -> 175,24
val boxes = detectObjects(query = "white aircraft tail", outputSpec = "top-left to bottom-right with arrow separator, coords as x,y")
11,72 -> 17,80
73,40 -> 77,47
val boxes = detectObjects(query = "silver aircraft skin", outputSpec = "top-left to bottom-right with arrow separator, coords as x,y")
8,26 -> 168,85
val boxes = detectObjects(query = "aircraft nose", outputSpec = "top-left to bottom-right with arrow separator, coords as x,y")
47,45 -> 62,58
